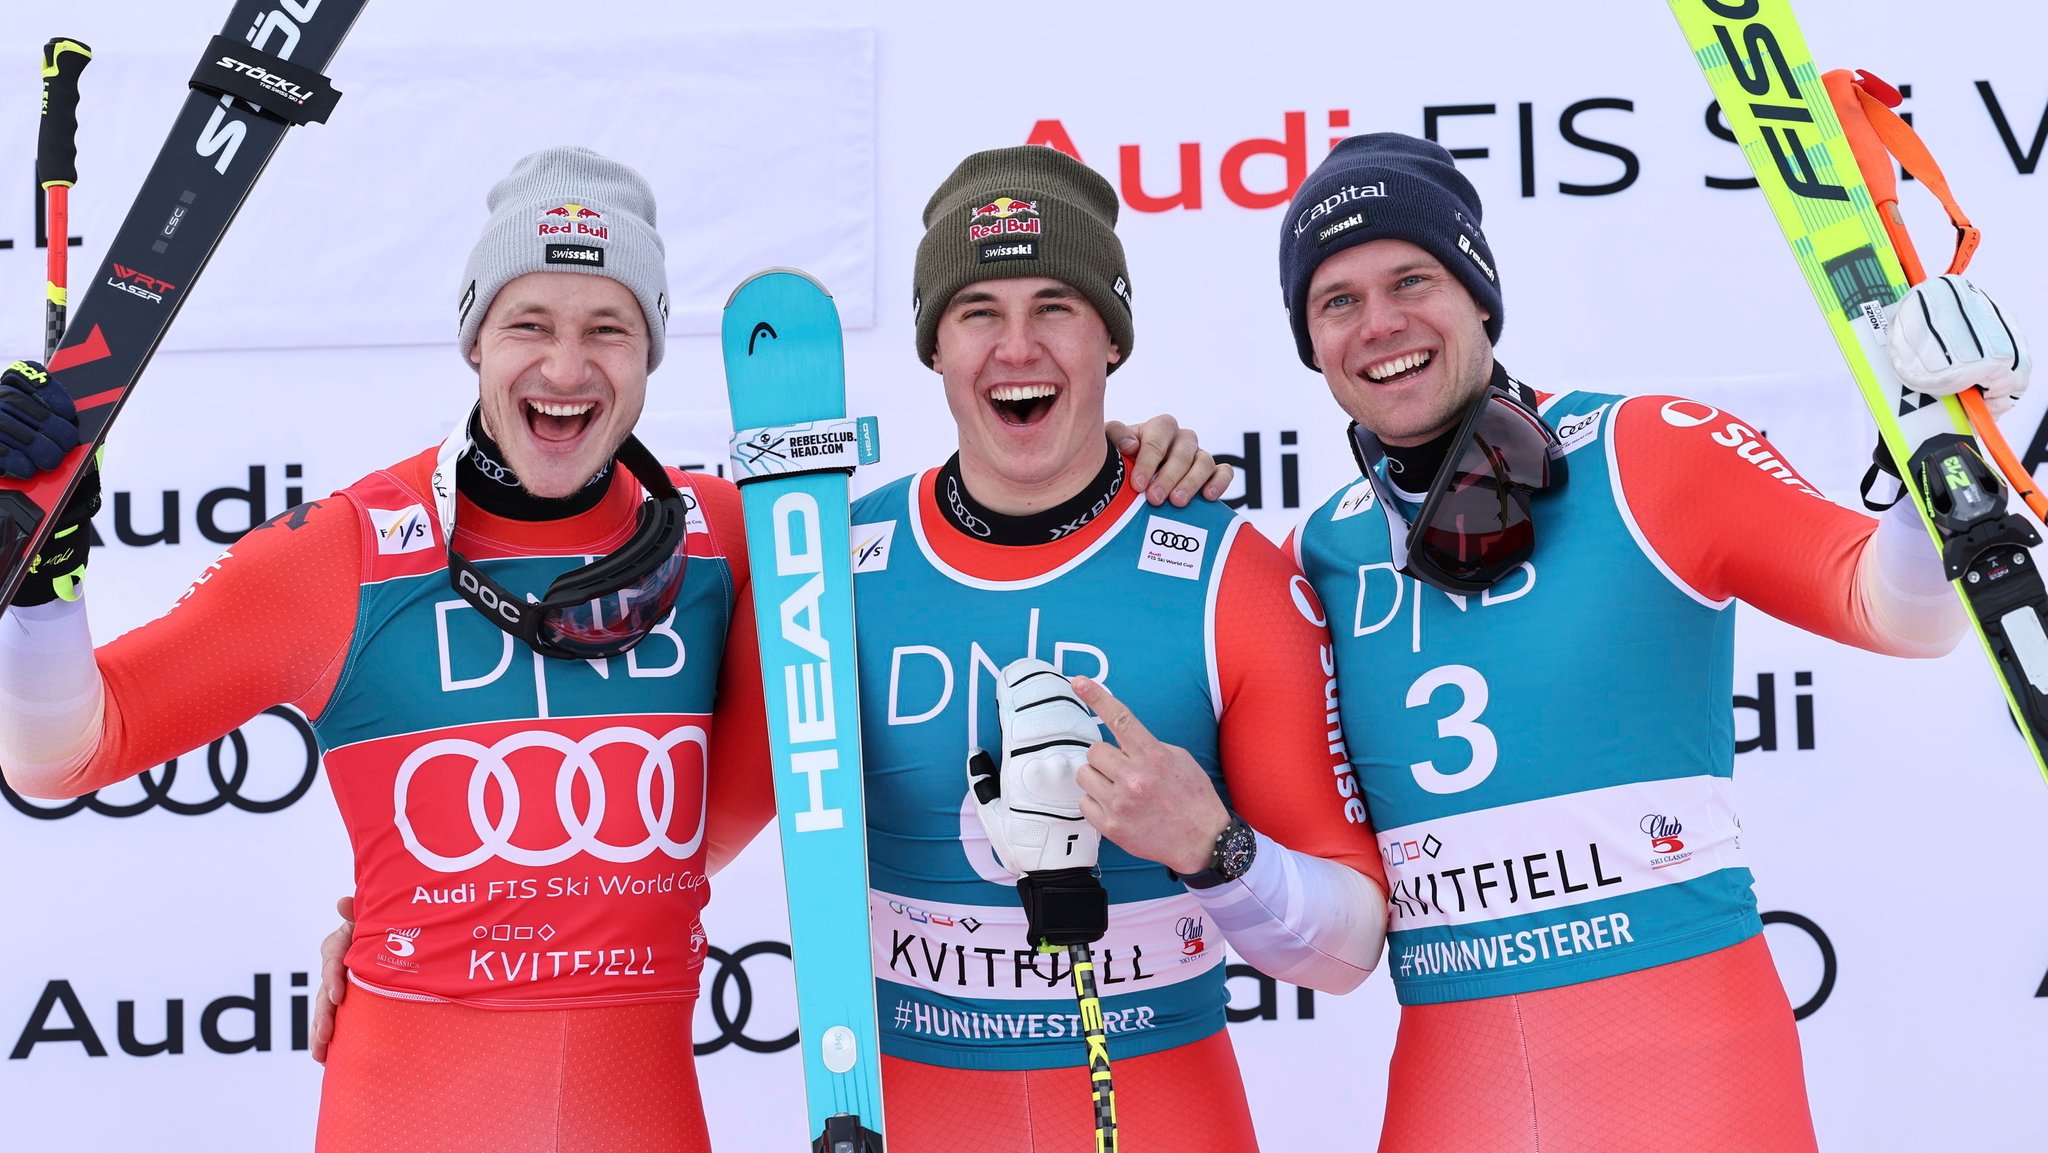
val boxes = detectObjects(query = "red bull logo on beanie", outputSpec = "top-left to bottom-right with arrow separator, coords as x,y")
968,196 -> 1042,241
536,202 -> 610,241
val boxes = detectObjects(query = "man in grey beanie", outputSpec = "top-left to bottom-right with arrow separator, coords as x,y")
1284,131 -> 2024,1152
0,145 -> 774,1151
848,143 -> 1389,1152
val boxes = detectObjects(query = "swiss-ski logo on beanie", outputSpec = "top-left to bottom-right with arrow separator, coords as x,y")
968,197 -> 1041,241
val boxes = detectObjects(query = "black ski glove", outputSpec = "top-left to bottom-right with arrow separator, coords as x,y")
14,452 -> 101,607
0,360 -> 82,480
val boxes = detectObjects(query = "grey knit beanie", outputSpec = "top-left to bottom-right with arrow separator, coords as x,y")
914,145 -> 1132,373
457,146 -> 669,371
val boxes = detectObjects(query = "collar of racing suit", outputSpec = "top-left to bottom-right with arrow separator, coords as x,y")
934,438 -> 1126,546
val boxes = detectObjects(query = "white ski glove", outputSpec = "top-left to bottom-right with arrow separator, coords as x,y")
966,657 -> 1103,877
1888,274 -> 2030,416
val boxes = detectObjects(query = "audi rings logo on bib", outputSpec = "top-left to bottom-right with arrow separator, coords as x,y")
1,707 -> 320,820
1138,515 -> 1209,581
326,714 -> 712,873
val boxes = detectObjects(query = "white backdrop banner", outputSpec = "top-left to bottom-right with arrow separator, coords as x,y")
1,2 -> 2045,1152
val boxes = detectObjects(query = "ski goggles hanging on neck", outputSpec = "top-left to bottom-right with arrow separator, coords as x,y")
431,414 -> 691,661
1349,370 -> 1567,594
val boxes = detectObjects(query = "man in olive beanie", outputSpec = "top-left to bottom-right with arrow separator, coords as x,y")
855,141 -> 1391,1153
913,144 -> 1133,373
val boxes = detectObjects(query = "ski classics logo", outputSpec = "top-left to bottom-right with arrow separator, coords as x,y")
194,0 -> 329,175
1642,813 -> 1694,869
851,521 -> 895,573
1138,516 -> 1209,580
967,197 -> 1041,241
379,927 -> 423,972
369,505 -> 434,555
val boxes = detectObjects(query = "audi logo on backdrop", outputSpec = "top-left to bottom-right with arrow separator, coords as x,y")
1,707 -> 319,820
1148,529 -> 1201,551
1761,910 -> 1838,1020
393,726 -> 708,871
693,941 -> 797,1056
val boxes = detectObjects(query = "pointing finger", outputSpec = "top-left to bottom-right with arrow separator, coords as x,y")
1071,677 -> 1157,751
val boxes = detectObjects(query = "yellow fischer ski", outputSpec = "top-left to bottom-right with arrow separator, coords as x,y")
1669,0 -> 2048,784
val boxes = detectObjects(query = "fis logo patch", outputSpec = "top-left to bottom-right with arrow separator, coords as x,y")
369,505 -> 435,555
1138,516 -> 1209,580
851,521 -> 895,573
1330,479 -> 1377,522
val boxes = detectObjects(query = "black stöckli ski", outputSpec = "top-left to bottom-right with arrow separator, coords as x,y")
0,1 -> 365,611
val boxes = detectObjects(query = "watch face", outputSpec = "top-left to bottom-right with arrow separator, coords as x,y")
1215,819 -> 1257,881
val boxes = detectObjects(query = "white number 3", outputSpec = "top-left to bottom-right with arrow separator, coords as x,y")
1405,664 -> 1497,794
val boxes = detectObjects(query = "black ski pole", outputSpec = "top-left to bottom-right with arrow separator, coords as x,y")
38,37 -> 91,359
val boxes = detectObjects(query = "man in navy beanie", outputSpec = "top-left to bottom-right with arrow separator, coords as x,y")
1282,132 -> 2028,1152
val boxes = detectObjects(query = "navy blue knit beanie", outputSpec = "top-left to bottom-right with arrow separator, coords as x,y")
1279,133 -> 1501,369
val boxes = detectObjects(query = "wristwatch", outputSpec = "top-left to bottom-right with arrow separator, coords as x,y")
1174,814 -> 1257,890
